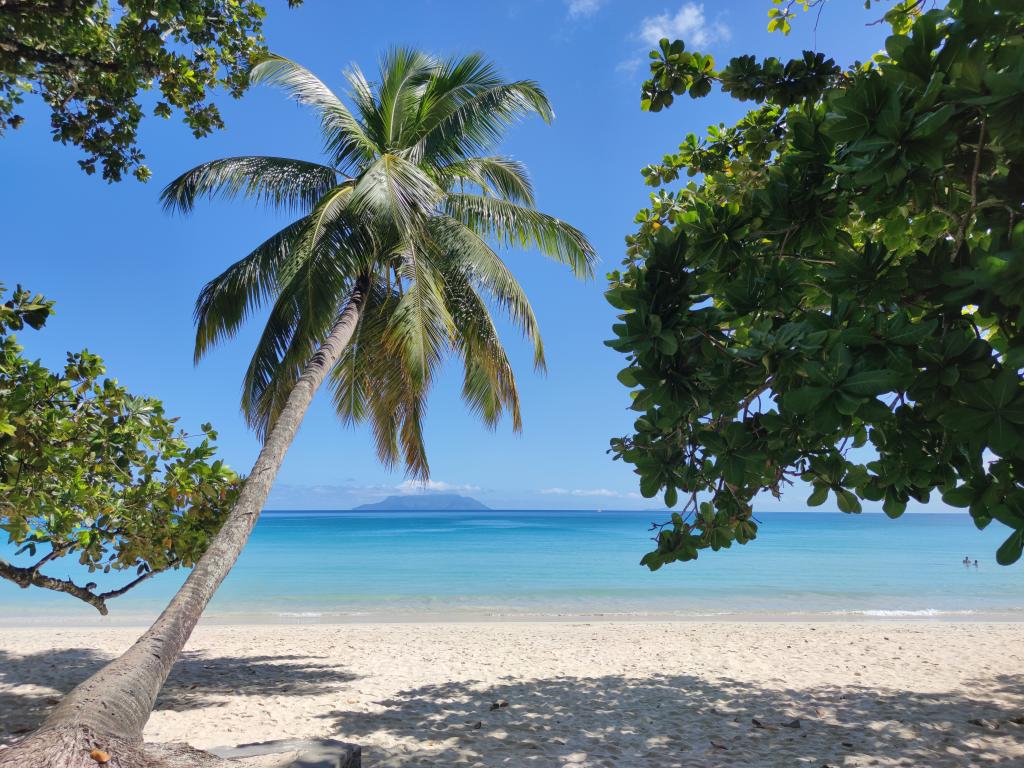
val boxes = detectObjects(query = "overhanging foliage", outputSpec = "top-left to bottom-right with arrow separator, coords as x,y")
608,0 -> 1024,568
0,0 -> 301,181
0,285 -> 238,612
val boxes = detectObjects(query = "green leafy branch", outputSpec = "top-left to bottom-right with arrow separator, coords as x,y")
0,284 -> 238,613
612,1 -> 1024,569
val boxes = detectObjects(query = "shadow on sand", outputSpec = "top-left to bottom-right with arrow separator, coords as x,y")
321,672 -> 1024,767
3,648 -> 1022,766
0,647 -> 357,737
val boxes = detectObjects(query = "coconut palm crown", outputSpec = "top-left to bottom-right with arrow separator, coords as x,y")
162,49 -> 596,477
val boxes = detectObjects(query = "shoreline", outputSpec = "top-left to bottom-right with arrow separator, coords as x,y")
2,621 -> 1022,766
2,609 -> 1023,628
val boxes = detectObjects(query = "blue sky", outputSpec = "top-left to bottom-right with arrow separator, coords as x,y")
3,1 -> 900,510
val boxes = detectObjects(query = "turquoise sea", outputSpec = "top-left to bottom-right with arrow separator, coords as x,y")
2,511 -> 1023,624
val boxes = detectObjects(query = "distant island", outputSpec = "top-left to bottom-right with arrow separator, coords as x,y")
353,493 -> 490,511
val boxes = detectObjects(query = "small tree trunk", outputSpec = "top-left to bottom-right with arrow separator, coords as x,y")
0,279 -> 370,768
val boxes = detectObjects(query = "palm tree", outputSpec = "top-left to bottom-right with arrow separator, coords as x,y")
2,50 -> 595,767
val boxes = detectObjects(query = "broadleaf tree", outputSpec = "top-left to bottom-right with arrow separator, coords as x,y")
606,0 -> 1024,569
0,284 -> 238,614
0,0 -> 301,181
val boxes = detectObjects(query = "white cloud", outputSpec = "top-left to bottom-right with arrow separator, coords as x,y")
541,487 -> 640,499
265,482 -> 389,509
396,479 -> 481,495
615,57 -> 644,76
567,0 -> 604,18
638,3 -> 730,47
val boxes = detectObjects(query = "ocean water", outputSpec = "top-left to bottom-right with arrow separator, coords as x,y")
2,511 -> 1022,624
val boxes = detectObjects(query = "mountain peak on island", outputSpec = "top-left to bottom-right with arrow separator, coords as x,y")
353,493 -> 489,511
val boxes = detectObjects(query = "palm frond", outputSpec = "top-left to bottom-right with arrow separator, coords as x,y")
161,156 -> 339,215
396,390 -> 430,479
193,217 -> 309,362
222,191 -> 376,438
348,153 -> 443,236
429,215 -> 545,369
415,81 -> 554,166
442,265 -> 522,432
387,243 -> 454,389
284,181 -> 364,278
361,370 -> 430,479
343,64 -> 384,147
239,185 -> 373,420
329,282 -> 431,477
436,156 -> 534,204
444,193 -> 597,279
377,48 -> 436,149
250,55 -> 378,172
412,54 -> 502,135
240,246 -> 364,438
329,282 -> 395,426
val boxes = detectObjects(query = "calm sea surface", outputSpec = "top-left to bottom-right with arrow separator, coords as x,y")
2,511 -> 1022,623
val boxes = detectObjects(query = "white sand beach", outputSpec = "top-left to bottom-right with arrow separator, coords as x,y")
1,621 -> 1022,767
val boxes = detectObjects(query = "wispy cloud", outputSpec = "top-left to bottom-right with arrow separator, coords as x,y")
541,487 -> 641,499
396,479 -> 481,495
637,3 -> 730,47
615,57 -> 644,76
266,482 -> 388,509
566,0 -> 604,18
266,478 -> 482,509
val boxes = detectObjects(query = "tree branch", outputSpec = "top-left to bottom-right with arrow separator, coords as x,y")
29,542 -> 67,572
98,561 -> 173,602
697,329 -> 760,368
0,38 -> 121,73
0,556 -> 175,614
952,118 -> 986,259
0,557 -> 110,615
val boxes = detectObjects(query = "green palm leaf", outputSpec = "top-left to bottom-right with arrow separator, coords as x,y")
193,217 -> 309,362
329,283 -> 397,426
416,81 -> 554,165
328,283 -> 431,477
430,215 -> 544,369
240,251 -> 356,438
342,64 -> 383,147
160,156 -> 338,215
348,153 -> 443,235
413,54 -> 505,139
443,266 -> 522,432
445,193 -> 597,278
376,48 -> 436,149
438,156 -> 535,204
387,243 -> 454,388
250,55 -> 378,172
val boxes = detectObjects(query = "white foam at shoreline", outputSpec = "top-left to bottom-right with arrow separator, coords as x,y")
827,608 -> 978,617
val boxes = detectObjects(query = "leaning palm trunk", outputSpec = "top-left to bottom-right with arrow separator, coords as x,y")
0,281 -> 369,768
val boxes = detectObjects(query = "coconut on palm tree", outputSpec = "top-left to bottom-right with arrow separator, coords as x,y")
1,49 -> 595,767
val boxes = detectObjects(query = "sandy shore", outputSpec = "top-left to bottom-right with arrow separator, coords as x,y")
1,622 -> 1022,767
